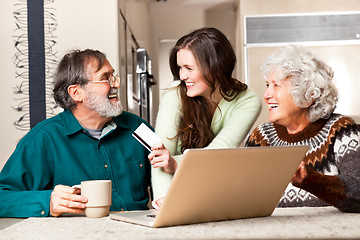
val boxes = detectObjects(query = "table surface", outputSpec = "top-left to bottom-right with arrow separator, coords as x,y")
0,207 -> 360,240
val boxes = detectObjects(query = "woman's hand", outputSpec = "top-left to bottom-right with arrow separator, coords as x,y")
291,161 -> 309,187
148,143 -> 178,174
152,197 -> 165,210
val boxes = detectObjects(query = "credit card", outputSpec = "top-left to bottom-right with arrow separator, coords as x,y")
132,123 -> 162,152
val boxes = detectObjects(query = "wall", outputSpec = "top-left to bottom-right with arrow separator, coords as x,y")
54,0 -> 120,65
205,3 -> 237,71
124,0 -> 153,55
235,0 -> 360,132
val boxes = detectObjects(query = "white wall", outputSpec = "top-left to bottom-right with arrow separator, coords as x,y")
158,40 -> 177,96
124,0 -> 153,55
54,0 -> 120,73
205,4 -> 237,62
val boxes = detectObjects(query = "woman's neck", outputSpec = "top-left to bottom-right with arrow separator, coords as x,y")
206,87 -> 223,116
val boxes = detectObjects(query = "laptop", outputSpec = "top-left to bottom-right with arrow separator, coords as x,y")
110,145 -> 308,228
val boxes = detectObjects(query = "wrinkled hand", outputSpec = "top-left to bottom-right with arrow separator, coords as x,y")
152,197 -> 165,210
148,143 -> 178,174
291,161 -> 308,187
50,185 -> 88,217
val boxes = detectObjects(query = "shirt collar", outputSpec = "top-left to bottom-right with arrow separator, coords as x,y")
63,110 -> 83,136
112,113 -> 132,130
100,120 -> 117,138
62,110 -> 131,136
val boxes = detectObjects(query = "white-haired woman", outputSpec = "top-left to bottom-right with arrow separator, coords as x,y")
246,45 -> 360,212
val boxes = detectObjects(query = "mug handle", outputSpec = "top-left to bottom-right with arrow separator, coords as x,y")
72,184 -> 81,189
72,184 -> 82,195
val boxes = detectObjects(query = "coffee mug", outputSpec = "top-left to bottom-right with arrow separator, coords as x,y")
75,180 -> 112,218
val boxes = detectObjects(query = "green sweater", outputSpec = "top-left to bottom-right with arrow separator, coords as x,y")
0,110 -> 152,217
152,81 -> 262,200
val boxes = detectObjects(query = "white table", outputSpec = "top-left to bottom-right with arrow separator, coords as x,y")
0,207 -> 359,240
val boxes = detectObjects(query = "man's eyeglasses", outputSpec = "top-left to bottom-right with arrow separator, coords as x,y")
90,74 -> 120,87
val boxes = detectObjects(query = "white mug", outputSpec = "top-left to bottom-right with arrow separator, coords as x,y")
75,180 -> 112,218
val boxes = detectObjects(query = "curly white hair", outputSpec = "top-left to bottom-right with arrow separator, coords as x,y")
262,45 -> 338,122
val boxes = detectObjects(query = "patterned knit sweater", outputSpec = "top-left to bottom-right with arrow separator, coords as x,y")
245,113 -> 360,212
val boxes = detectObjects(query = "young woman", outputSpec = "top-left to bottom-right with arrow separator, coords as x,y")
149,27 -> 262,206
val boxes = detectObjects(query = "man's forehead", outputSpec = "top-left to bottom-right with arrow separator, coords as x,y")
85,57 -> 102,71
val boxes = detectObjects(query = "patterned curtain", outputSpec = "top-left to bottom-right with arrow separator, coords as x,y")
13,0 -> 58,130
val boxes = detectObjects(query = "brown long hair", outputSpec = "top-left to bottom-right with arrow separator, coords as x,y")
169,27 -> 247,152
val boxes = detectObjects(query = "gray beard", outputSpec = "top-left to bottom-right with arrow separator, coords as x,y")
85,89 -> 123,117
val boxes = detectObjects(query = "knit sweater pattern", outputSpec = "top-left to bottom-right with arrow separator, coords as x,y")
245,113 -> 360,212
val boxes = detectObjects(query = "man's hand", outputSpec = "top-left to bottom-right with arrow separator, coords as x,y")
50,185 -> 88,217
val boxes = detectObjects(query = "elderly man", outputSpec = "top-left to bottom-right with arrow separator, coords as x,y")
0,49 -> 152,217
